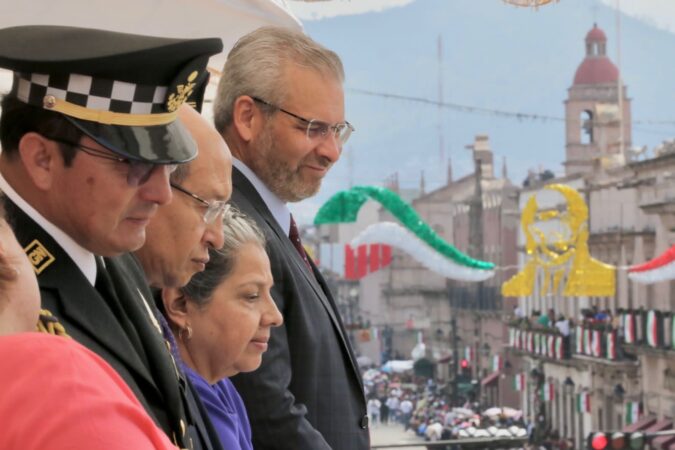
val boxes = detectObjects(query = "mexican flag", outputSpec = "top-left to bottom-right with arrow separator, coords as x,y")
577,391 -> 590,413
625,402 -> 640,425
547,335 -> 555,357
464,345 -> 474,363
540,382 -> 554,402
592,330 -> 602,357
647,310 -> 659,348
555,336 -> 564,359
492,355 -> 503,372
624,313 -> 635,344
606,332 -> 617,360
584,329 -> 592,355
513,373 -> 525,391
575,326 -> 583,354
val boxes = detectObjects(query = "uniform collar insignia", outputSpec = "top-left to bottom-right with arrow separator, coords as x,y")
24,239 -> 55,274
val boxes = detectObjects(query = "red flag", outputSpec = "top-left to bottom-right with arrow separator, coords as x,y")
357,244 -> 368,278
381,245 -> 392,267
344,245 -> 356,280
369,244 -> 381,272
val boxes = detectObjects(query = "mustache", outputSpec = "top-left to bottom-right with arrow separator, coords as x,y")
304,155 -> 333,169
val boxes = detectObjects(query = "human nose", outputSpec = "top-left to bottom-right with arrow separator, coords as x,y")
314,132 -> 342,164
203,218 -> 225,250
262,294 -> 283,328
139,165 -> 173,205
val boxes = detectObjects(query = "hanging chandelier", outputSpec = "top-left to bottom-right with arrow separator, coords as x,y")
502,0 -> 559,8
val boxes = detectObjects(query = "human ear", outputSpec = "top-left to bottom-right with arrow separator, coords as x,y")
17,132 -> 58,191
161,288 -> 189,329
231,95 -> 258,143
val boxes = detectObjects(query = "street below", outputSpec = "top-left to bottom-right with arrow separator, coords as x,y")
371,421 -> 427,449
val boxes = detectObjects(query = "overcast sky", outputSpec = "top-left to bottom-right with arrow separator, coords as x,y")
288,0 -> 675,34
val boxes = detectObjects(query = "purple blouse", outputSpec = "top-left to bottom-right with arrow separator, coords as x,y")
183,365 -> 253,450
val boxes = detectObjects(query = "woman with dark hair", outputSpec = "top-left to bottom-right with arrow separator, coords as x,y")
161,207 -> 283,450
0,193 -> 177,450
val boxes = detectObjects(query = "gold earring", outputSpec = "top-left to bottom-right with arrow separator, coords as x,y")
179,324 -> 193,341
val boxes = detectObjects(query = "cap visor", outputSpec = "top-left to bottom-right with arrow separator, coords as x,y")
65,116 -> 197,164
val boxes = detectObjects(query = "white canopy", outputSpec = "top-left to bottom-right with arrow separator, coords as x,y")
0,0 -> 304,120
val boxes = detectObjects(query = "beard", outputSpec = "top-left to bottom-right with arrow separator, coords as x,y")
249,124 -> 333,203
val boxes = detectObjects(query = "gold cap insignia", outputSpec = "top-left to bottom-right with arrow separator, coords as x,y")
166,71 -> 199,112
24,239 -> 55,274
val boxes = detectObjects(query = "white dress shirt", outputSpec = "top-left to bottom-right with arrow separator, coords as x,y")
233,157 -> 291,235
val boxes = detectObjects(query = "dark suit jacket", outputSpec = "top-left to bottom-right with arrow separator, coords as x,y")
5,198 -> 221,450
230,167 -> 370,450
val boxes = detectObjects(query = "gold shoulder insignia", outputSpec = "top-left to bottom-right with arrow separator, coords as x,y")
36,309 -> 70,337
24,239 -> 55,274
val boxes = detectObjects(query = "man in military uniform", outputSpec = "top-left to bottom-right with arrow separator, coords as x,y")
0,25 -> 223,450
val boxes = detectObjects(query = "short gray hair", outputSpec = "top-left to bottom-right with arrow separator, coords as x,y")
213,26 -> 344,132
180,207 -> 266,307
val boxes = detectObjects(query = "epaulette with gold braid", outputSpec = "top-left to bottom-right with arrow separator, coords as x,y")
36,309 -> 70,338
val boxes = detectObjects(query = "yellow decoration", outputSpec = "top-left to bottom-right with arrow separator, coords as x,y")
502,184 -> 615,297
36,309 -> 69,337
167,70 -> 199,112
43,95 -> 178,126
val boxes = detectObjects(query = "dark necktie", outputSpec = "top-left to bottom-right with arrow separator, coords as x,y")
289,215 -> 313,273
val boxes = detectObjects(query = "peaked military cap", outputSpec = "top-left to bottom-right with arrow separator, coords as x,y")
0,25 -> 223,163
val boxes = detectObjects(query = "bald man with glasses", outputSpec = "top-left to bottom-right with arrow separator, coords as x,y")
135,105 -> 232,290
213,26 -> 369,450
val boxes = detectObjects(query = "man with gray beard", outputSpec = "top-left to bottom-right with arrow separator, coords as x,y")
212,26 -> 368,450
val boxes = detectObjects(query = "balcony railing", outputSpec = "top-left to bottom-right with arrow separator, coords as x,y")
507,326 -> 569,360
506,309 -> 675,362
573,325 -> 620,360
620,309 -> 675,351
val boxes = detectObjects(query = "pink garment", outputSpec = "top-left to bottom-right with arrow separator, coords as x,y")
0,333 -> 176,450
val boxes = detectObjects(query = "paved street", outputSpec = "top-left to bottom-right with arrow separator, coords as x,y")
370,421 -> 427,449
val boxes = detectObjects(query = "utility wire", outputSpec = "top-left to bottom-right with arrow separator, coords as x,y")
349,88 -> 675,126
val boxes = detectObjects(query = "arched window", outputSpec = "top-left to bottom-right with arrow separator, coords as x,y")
580,110 -> 593,144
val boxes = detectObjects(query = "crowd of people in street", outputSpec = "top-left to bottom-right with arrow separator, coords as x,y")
361,366 -> 534,445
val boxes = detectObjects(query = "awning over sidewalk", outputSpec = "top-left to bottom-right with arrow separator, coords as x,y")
652,432 -> 675,450
481,371 -> 500,387
645,419 -> 672,432
622,415 -> 657,433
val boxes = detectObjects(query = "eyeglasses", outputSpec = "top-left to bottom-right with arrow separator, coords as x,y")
170,182 -> 230,224
252,96 -> 354,146
47,137 -> 176,187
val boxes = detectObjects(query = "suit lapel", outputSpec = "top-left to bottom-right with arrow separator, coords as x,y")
105,255 -> 185,420
5,199 -> 156,390
232,168 -> 363,383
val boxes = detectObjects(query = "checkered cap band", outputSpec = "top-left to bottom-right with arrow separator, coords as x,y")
15,72 -> 168,114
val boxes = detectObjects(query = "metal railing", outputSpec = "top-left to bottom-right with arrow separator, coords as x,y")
371,436 -> 528,449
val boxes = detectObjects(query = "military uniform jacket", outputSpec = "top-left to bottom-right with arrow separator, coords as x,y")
229,167 -> 370,450
5,198 -> 221,450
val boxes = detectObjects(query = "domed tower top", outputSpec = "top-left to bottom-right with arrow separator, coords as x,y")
573,23 -> 618,85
